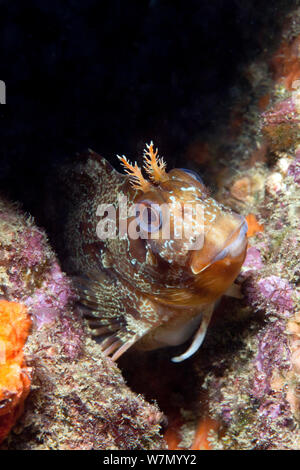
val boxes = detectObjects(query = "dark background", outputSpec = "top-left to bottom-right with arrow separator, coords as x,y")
0,0 -> 295,231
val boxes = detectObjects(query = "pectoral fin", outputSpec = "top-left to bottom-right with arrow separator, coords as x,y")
74,272 -> 160,361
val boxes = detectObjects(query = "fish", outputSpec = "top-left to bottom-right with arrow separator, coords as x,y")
65,143 -> 248,362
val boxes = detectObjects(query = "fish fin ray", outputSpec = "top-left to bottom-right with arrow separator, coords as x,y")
74,275 -> 157,360
171,305 -> 214,363
98,329 -> 139,361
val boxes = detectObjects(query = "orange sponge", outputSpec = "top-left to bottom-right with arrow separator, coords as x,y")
0,300 -> 31,443
246,213 -> 264,238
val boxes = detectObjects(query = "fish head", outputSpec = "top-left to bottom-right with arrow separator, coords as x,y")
119,144 -> 247,306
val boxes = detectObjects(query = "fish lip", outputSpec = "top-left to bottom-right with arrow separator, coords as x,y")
190,217 -> 248,275
211,218 -> 248,263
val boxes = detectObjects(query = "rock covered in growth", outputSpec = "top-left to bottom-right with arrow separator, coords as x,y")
0,197 -> 165,449
262,97 -> 300,151
8,330 -> 164,450
288,149 -> 300,184
190,174 -> 299,448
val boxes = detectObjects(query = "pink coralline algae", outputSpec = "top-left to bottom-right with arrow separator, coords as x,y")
17,229 -> 45,268
241,246 -> 264,273
252,320 -> 289,400
262,97 -> 300,151
0,206 -> 54,300
256,275 -> 295,314
288,153 -> 300,184
23,262 -> 75,330
262,97 -> 300,126
243,269 -> 295,316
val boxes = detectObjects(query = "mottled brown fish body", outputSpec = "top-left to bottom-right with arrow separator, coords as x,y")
67,144 -> 247,362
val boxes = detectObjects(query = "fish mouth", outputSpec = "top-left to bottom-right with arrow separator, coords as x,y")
211,218 -> 248,263
191,217 -> 248,275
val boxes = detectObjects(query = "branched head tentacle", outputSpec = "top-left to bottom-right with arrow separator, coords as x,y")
117,142 -> 168,192
143,141 -> 168,183
118,155 -> 151,192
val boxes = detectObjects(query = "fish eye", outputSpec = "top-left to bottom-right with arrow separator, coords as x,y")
135,201 -> 162,233
179,168 -> 204,184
